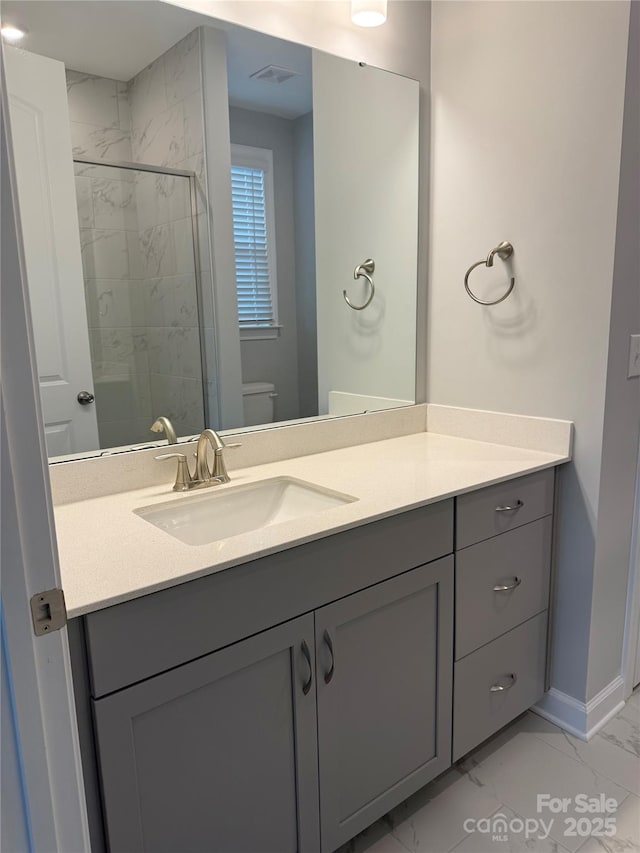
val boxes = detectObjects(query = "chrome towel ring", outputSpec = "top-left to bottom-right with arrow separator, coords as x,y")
344,258 -> 375,310
464,241 -> 515,306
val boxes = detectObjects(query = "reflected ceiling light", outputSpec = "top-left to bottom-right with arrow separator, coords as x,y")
1,25 -> 26,42
351,0 -> 387,27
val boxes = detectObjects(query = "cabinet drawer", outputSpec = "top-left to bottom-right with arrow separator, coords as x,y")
455,517 -> 552,659
453,612 -> 547,761
456,469 -> 554,549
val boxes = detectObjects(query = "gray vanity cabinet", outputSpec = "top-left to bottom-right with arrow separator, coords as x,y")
81,501 -> 454,853
315,557 -> 453,852
74,478 -> 560,853
92,614 -> 320,853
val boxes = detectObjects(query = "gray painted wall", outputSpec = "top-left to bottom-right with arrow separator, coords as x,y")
589,2 -> 640,699
192,1 -> 431,405
230,105 -> 303,423
428,0 -> 631,704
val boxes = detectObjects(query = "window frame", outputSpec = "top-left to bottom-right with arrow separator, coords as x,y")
230,143 -> 280,341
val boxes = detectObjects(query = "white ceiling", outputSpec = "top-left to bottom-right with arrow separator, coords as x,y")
1,0 -> 312,117
226,27 -> 311,118
1,1 -> 201,81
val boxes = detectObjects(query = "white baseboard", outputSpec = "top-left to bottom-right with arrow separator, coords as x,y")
532,676 -> 626,741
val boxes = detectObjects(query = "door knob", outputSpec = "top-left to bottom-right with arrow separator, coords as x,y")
77,391 -> 95,405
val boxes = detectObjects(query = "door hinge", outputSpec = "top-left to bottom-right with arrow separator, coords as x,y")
30,588 -> 67,636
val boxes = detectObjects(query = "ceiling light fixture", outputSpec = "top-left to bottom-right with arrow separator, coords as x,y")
1,25 -> 26,43
351,0 -> 387,28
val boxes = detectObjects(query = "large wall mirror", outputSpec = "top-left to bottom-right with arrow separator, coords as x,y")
3,0 -> 419,461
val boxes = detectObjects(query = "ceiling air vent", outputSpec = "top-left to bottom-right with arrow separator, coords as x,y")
249,65 -> 301,84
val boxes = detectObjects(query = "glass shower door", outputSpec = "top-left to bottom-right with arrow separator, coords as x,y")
73,161 -> 206,449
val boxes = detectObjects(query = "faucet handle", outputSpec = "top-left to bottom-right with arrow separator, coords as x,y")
209,441 -> 241,483
155,453 -> 193,492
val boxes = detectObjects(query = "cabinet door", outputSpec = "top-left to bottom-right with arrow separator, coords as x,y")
315,557 -> 453,852
93,614 -> 319,853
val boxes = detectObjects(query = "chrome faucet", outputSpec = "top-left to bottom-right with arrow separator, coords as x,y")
155,428 -> 241,492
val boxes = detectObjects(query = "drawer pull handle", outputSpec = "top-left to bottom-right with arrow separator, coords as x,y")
490,673 -> 518,692
495,499 -> 524,512
323,629 -> 335,684
301,640 -> 313,695
493,577 -> 522,592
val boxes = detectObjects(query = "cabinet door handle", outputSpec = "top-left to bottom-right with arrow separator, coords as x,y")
495,499 -> 524,512
301,640 -> 313,695
490,673 -> 518,692
323,629 -> 335,684
493,577 -> 522,592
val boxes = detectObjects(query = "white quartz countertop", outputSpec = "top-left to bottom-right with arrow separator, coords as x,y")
55,431 -> 569,618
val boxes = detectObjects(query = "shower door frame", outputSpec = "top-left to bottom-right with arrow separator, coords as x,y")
73,156 -> 215,436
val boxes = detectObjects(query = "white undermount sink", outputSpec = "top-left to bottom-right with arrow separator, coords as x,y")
134,476 -> 358,546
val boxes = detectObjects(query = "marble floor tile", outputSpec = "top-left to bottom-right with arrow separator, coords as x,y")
334,697 -> 639,853
620,692 -> 640,724
518,711 -> 640,796
575,793 -> 639,853
450,804 -> 571,853
596,714 -> 640,790
457,732 -> 629,852
387,766 -> 502,853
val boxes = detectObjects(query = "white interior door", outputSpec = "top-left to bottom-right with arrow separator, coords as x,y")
4,46 -> 99,456
1,67 -> 90,851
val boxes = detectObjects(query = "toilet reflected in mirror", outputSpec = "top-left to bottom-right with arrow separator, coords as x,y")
242,382 -> 277,427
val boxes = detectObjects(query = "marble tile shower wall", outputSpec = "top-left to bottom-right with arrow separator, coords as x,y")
74,163 -> 148,448
74,161 -> 205,447
133,169 -> 204,441
128,29 -> 218,434
66,69 -> 132,161
65,28 -> 216,447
